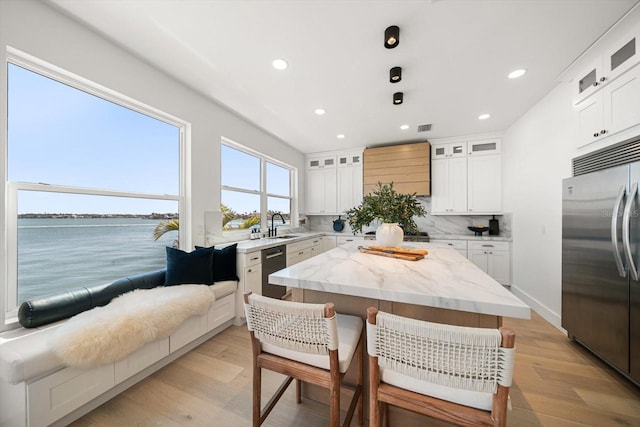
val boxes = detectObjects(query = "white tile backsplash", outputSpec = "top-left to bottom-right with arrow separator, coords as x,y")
306,197 -> 511,238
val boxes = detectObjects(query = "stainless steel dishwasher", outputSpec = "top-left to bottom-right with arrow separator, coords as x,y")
261,245 -> 287,299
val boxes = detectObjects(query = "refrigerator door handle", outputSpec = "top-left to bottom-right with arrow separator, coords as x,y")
612,185 -> 628,277
623,182 -> 638,281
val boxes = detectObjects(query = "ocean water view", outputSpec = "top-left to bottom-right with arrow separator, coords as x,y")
17,217 -> 178,304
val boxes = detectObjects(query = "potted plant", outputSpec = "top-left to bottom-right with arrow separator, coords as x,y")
345,182 -> 427,246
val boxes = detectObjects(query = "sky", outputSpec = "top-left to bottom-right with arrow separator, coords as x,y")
8,63 -> 290,216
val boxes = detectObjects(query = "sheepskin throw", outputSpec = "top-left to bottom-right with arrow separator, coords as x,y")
50,285 -> 215,368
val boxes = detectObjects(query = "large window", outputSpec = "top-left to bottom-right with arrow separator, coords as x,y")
6,59 -> 183,312
221,140 -> 293,232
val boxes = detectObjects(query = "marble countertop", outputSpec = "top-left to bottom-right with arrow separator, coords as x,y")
429,233 -> 511,242
269,242 -> 530,319
235,232 -> 325,253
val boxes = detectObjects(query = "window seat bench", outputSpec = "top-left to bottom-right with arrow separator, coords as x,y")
0,273 -> 238,427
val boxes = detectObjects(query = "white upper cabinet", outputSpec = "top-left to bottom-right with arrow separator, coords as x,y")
573,28 -> 640,147
432,142 -> 466,159
431,138 -> 502,215
573,29 -> 639,105
467,139 -> 501,156
468,154 -> 502,213
306,150 -> 363,215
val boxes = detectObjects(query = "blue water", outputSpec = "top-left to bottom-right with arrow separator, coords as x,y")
17,218 -> 177,304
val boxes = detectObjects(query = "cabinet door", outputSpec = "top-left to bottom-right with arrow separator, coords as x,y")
467,249 -> 488,273
448,157 -> 468,213
574,61 -> 603,104
605,31 -> 639,82
244,263 -> 262,294
468,139 -> 500,156
430,159 -> 449,213
604,63 -> 640,136
337,165 -> 363,212
487,250 -> 510,285
575,92 -> 605,147
307,168 -> 337,214
468,154 -> 501,213
323,235 -> 337,251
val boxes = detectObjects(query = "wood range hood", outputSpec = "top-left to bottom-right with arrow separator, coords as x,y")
363,141 -> 431,196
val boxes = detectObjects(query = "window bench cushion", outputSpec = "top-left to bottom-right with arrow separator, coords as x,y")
0,280 -> 237,385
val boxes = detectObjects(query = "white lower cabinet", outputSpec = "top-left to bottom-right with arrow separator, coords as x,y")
323,235 -> 337,251
114,338 -> 170,383
336,236 -> 364,246
28,363 -> 115,427
286,237 -> 323,266
467,241 -> 511,286
428,239 -> 468,258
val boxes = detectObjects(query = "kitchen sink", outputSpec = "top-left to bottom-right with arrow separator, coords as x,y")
276,234 -> 298,239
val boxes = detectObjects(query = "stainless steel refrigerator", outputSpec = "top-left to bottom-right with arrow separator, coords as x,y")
562,162 -> 640,385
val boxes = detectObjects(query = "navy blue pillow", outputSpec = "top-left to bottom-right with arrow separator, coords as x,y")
196,243 -> 239,282
165,246 -> 214,286
213,243 -> 239,282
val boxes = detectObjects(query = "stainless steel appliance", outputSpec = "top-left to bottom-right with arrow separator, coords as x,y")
562,153 -> 640,386
261,245 -> 287,299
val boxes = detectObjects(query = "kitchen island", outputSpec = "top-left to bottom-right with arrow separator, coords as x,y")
269,242 -> 529,423
269,241 -> 530,328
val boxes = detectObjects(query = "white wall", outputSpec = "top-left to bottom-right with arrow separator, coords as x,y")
502,82 -> 574,329
503,5 -> 640,329
0,0 -> 304,329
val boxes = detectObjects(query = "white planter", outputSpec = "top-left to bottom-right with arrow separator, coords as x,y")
375,223 -> 403,247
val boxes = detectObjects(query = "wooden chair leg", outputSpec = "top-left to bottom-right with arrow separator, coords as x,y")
296,379 -> 302,404
253,365 -> 261,427
382,403 -> 389,427
357,334 -> 364,425
330,377 -> 340,427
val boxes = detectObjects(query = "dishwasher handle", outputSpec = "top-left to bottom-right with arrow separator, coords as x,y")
265,251 -> 284,259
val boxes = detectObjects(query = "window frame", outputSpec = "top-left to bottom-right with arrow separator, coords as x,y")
221,137 -> 296,237
3,48 -> 190,327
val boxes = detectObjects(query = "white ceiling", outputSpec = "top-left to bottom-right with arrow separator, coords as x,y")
49,0 -> 638,154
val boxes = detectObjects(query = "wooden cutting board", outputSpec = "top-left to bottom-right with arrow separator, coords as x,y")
357,246 -> 426,261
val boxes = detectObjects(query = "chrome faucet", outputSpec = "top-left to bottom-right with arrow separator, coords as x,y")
269,213 -> 286,237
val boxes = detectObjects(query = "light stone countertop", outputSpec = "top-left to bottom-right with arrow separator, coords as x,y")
235,232 -> 326,253
429,233 -> 512,242
269,242 -> 530,319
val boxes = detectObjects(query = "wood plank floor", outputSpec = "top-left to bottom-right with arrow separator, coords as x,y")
71,311 -> 640,426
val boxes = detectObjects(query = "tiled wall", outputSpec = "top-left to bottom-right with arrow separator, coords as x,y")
306,197 -> 511,237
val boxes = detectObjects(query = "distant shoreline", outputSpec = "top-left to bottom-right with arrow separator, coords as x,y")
18,213 -> 178,219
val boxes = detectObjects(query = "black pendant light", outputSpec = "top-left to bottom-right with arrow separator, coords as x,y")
384,25 -> 400,49
390,66 -> 402,83
393,92 -> 403,105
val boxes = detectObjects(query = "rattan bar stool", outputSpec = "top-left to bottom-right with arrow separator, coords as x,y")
243,291 -> 364,427
366,307 -> 516,427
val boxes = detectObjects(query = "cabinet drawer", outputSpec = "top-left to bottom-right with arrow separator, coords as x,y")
429,239 -> 467,251
208,293 -> 235,330
115,338 -> 169,384
169,313 -> 208,352
467,241 -> 509,251
28,363 -> 115,427
337,236 -> 363,245
288,239 -> 315,253
244,252 -> 262,267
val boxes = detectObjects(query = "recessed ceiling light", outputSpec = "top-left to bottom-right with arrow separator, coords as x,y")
508,69 -> 526,79
337,134 -> 345,139
315,108 -> 326,115
272,59 -> 288,70
478,113 -> 491,120
400,124 -> 410,130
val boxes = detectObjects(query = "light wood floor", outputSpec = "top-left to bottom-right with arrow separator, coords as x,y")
71,311 -> 640,426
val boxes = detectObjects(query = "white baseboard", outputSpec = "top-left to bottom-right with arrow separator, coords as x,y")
510,285 -> 566,334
